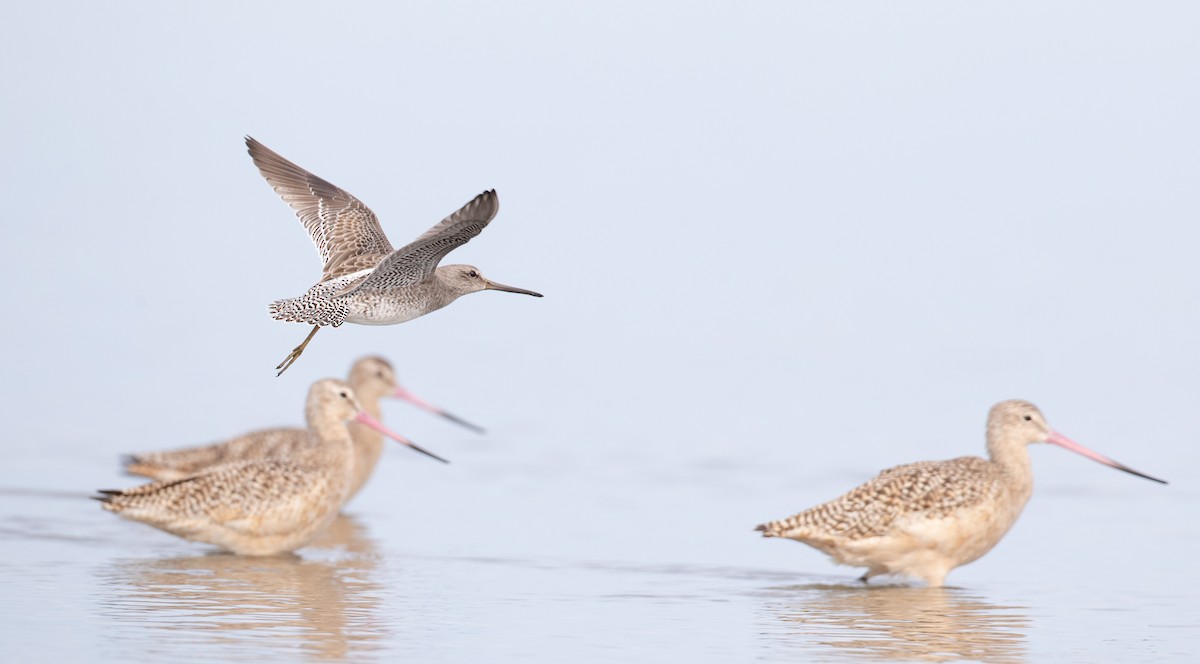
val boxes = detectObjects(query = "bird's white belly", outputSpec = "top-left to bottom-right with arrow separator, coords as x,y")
834,502 -> 1021,583
343,294 -> 438,325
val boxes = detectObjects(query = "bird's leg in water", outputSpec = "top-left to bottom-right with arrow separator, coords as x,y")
276,325 -> 320,377
859,567 -> 885,584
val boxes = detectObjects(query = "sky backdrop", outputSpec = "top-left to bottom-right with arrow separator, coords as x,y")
1,1 -> 1197,570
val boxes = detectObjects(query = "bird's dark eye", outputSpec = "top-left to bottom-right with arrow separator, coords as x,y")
468,270 -> 478,278
1023,415 -> 1032,421
339,391 -> 349,398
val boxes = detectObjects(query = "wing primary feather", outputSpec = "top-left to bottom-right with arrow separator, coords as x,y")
245,137 -> 394,280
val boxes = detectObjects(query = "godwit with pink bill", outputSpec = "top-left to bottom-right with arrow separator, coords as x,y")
97,379 -> 447,555
755,399 -> 1166,586
245,137 -> 543,376
123,356 -> 477,501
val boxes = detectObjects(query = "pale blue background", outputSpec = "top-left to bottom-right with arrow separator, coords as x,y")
1,2 -> 1197,661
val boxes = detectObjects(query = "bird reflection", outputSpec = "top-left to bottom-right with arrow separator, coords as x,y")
760,583 -> 1030,662
97,515 -> 385,662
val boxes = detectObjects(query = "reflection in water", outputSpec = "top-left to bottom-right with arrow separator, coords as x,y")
97,516 -> 386,662
760,584 -> 1030,662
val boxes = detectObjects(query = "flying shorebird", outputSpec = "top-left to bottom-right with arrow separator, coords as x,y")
755,400 -> 1166,586
122,356 -> 478,502
97,379 -> 447,555
245,137 -> 543,376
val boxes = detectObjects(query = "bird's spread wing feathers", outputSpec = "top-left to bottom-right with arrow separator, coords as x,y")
349,189 -> 499,293
245,137 -> 394,281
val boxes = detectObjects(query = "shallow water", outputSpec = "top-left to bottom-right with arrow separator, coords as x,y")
2,436 -> 1196,663
4,0 -> 1199,660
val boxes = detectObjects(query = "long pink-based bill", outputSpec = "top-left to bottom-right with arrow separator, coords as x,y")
393,386 -> 486,435
1045,431 -> 1166,484
355,411 -> 449,464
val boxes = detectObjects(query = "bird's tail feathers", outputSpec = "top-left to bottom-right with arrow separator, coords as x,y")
268,293 -> 348,327
754,514 -> 805,538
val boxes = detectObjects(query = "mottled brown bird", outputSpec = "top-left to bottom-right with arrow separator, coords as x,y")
246,137 -> 543,375
756,400 -> 1166,586
123,357 -> 478,501
97,379 -> 447,555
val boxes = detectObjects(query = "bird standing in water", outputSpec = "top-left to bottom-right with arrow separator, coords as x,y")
755,400 -> 1166,586
97,379 -> 448,555
245,137 -> 542,375
122,357 -> 476,502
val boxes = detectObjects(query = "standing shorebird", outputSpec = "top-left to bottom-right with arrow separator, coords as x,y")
755,400 -> 1166,586
122,356 -> 477,502
245,137 -> 543,375
97,379 -> 448,555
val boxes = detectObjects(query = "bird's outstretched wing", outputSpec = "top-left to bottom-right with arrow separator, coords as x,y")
246,137 -> 394,281
349,189 -> 499,293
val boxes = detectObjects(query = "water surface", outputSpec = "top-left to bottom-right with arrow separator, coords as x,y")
2,440 -> 1195,662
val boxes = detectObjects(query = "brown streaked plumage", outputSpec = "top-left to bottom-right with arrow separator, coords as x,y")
245,137 -> 543,375
123,427 -> 301,483
97,379 -> 447,555
756,400 -> 1166,586
123,357 -> 476,502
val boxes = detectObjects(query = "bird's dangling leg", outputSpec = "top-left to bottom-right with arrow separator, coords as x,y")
275,325 -> 321,377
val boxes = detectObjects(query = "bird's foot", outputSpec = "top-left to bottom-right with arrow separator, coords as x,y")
275,325 -> 320,377
275,347 -> 303,377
